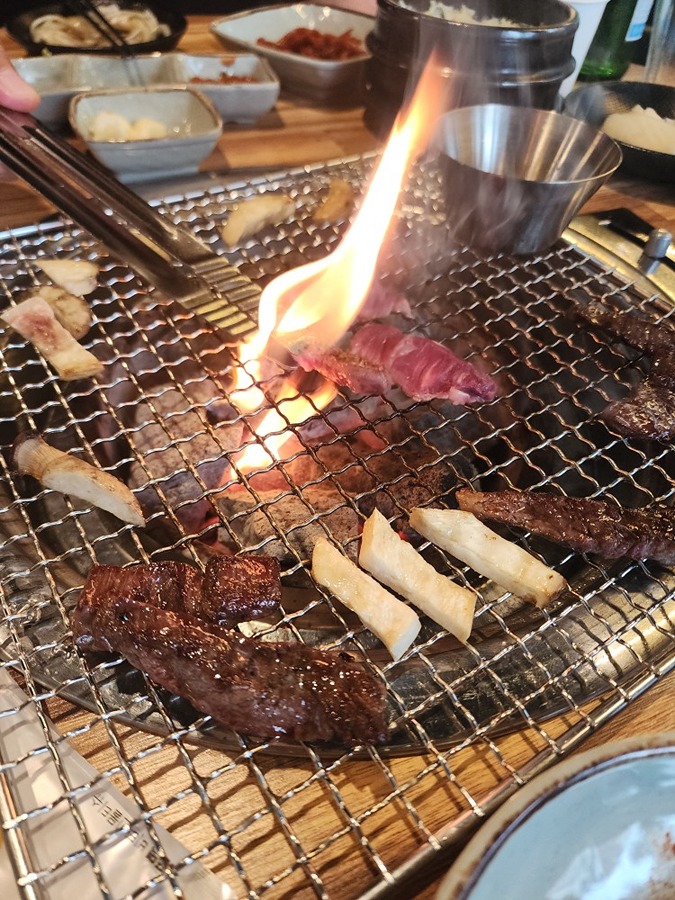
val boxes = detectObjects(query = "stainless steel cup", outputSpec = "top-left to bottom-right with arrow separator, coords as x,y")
436,104 -> 622,255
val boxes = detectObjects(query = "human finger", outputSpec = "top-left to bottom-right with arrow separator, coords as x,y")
0,47 -> 40,112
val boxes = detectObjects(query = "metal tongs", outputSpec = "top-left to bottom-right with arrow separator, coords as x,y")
64,0 -> 137,55
0,106 -> 259,341
63,0 -> 148,86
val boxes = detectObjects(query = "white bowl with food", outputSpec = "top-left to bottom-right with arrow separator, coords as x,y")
564,81 -> 675,183
437,733 -> 675,900
12,53 -> 180,131
7,1 -> 185,56
11,54 -> 80,131
211,2 -> 373,101
69,87 -> 222,182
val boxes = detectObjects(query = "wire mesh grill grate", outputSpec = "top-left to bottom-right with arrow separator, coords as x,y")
0,156 -> 673,899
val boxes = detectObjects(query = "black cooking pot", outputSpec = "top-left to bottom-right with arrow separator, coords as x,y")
364,0 -> 578,136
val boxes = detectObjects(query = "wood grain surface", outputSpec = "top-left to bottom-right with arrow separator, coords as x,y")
1,16 -> 674,900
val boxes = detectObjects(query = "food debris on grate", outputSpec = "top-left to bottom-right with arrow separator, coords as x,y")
0,156 -> 674,899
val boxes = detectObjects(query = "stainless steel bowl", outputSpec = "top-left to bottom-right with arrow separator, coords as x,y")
436,104 -> 622,255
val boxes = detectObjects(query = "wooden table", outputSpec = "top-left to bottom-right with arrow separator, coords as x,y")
1,16 -> 674,900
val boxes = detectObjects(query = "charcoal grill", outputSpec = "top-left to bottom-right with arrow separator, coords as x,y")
0,154 -> 674,898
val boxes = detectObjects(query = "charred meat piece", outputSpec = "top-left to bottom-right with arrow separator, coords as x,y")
75,557 -> 281,639
202,555 -> 281,627
579,302 -> 675,440
294,346 -> 389,395
72,591 -> 386,745
351,323 -> 497,405
457,489 -> 675,565
604,380 -> 675,442
581,302 -> 674,361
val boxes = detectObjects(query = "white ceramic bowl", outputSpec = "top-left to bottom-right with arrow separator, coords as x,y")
437,733 -> 675,900
69,87 -> 222,183
14,53 -> 278,131
211,3 -> 373,101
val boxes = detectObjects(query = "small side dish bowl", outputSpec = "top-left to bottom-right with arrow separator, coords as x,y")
175,53 -> 280,124
11,54 -> 80,131
564,81 -> 675,184
211,3 -> 373,101
7,1 -> 186,56
437,733 -> 675,900
436,103 -> 622,255
69,87 -> 222,182
13,52 -> 279,131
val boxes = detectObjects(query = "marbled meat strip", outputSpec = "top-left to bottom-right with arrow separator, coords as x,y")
351,323 -> 496,404
457,489 -> 675,564
71,592 -> 386,745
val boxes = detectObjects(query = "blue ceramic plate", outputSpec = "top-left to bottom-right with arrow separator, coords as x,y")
438,733 -> 675,900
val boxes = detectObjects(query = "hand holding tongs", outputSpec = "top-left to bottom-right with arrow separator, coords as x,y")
0,105 -> 259,341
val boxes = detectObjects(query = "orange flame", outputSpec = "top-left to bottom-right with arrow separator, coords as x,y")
234,379 -> 338,472
231,56 -> 445,474
259,56 -> 446,352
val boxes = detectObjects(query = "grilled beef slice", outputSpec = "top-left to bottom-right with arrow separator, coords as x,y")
202,555 -> 281,627
72,562 -> 386,744
351,323 -> 497,405
457,489 -> 675,565
578,302 -> 675,440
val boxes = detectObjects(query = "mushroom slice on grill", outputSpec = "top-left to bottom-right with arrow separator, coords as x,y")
410,507 -> 567,609
1,296 -> 102,380
313,538 -> 420,660
12,432 -> 145,527
359,509 -> 477,643
221,193 -> 294,246
36,259 -> 98,296
312,178 -> 355,224
29,285 -> 92,340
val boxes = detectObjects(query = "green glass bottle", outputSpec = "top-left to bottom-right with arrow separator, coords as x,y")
579,0 -> 639,80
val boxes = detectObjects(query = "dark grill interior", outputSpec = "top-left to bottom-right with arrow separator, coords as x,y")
0,156 -> 673,897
